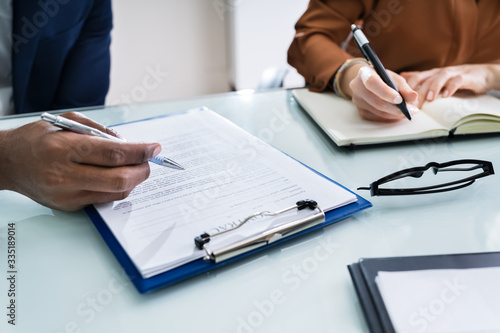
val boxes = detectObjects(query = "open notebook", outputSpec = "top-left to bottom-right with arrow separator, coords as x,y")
292,88 -> 500,146
86,108 -> 369,289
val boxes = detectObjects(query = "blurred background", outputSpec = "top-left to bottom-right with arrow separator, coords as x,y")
106,0 -> 308,105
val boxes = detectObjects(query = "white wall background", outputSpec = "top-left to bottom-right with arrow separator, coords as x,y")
107,0 -> 230,105
106,0 -> 308,105
227,0 -> 308,90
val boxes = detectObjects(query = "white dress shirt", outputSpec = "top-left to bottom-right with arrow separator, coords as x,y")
0,0 -> 14,116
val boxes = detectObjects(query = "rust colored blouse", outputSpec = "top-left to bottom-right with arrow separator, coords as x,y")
288,0 -> 500,91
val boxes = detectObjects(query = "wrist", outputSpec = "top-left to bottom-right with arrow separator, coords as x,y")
333,58 -> 370,99
486,64 -> 500,90
341,62 -> 370,98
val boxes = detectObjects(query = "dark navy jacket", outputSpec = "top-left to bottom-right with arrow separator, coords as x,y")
11,0 -> 112,113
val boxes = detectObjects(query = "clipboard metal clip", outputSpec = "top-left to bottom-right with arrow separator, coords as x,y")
194,200 -> 325,263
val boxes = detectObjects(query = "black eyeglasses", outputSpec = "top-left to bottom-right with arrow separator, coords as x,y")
358,159 -> 494,196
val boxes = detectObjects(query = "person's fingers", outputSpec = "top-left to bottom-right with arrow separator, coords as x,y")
60,111 -> 123,139
357,108 -> 387,122
55,113 -> 163,166
4,117 -> 160,212
425,70 -> 461,101
353,94 -> 405,122
401,72 -> 422,90
47,189 -> 135,212
82,164 -> 151,193
53,162 -> 152,193
400,70 -> 435,90
351,67 -> 420,122
392,73 -> 419,105
416,74 -> 450,104
357,107 -> 401,122
441,75 -> 464,98
413,77 -> 434,108
358,66 -> 403,105
66,137 -> 162,167
402,65 -> 486,102
358,104 -> 419,122
415,93 -> 426,109
351,81 -> 404,118
82,189 -> 134,205
407,103 -> 420,117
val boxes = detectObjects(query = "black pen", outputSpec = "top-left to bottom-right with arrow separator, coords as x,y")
351,24 -> 412,121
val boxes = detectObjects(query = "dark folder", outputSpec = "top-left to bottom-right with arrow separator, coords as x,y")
348,251 -> 500,333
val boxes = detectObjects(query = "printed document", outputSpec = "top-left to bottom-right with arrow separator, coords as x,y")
94,108 -> 357,278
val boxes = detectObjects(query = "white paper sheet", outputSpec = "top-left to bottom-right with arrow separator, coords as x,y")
94,108 -> 357,278
376,267 -> 500,333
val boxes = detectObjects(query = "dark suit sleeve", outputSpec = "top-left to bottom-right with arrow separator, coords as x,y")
52,0 -> 113,109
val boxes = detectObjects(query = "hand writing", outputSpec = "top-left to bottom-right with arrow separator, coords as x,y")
0,112 -> 161,211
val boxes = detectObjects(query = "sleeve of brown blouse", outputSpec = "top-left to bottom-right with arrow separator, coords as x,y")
287,0 -> 375,92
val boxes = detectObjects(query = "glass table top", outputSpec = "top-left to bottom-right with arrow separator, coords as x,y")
1,89 -> 499,333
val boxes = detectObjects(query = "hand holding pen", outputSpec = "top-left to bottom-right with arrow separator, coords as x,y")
0,111 -> 180,212
340,25 -> 418,122
41,112 -> 184,170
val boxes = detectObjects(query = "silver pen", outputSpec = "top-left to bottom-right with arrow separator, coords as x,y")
41,112 -> 184,170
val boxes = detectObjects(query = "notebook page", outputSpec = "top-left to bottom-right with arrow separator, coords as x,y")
93,109 -> 357,278
376,268 -> 500,333
292,89 -> 448,146
421,94 -> 500,130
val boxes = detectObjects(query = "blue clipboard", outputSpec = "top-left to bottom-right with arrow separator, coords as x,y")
85,176 -> 370,294
84,109 -> 372,293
